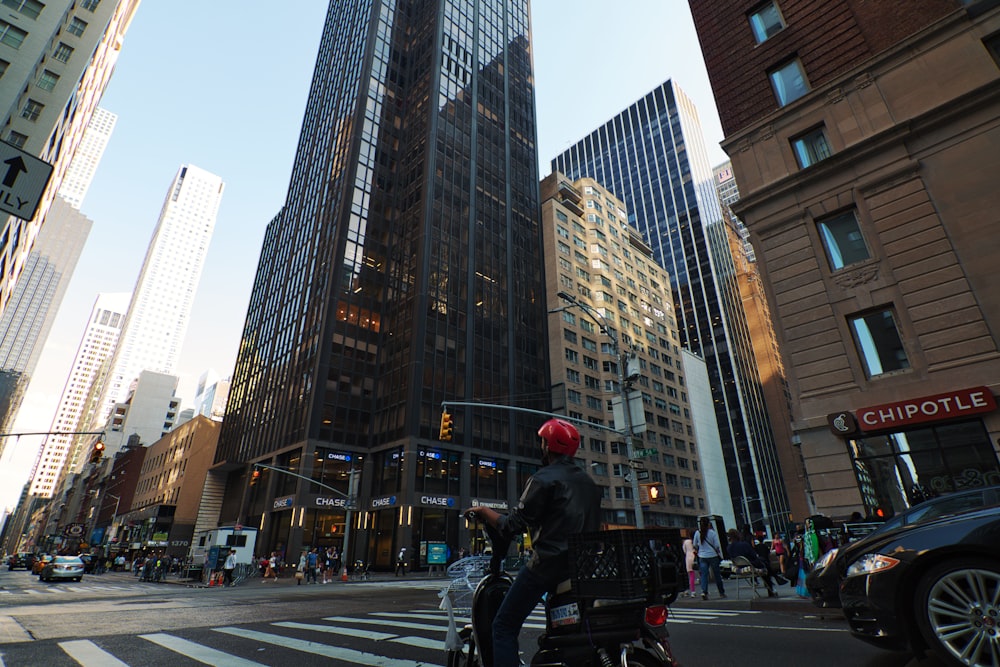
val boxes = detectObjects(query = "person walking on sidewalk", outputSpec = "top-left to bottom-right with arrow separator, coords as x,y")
682,530 -> 698,598
693,517 -> 726,601
307,548 -> 319,584
223,550 -> 237,587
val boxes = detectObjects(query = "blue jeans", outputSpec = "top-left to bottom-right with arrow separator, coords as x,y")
493,565 -> 550,667
699,555 -> 725,596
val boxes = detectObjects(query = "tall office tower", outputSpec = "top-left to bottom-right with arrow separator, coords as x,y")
0,0 -> 141,318
217,0 -> 548,568
541,173 -> 706,528
688,0 -> 1000,518
193,369 -> 229,421
90,165 -> 223,445
0,199 -> 92,440
26,292 -> 129,498
0,106 -> 117,458
57,106 -> 117,209
553,80 -> 792,533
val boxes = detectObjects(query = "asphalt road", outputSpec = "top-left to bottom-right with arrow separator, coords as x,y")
0,569 -> 952,667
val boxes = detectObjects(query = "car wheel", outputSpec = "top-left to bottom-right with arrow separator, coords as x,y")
915,557 -> 1000,667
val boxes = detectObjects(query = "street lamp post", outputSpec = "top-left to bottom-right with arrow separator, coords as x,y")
556,291 -> 645,529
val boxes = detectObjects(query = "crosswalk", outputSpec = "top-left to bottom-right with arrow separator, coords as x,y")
0,606 -> 759,666
0,582 -> 154,597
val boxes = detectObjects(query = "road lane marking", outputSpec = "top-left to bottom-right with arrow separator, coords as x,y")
273,621 -> 397,640
325,615 -> 547,631
140,633 -> 267,666
214,626 -> 442,667
58,639 -> 130,667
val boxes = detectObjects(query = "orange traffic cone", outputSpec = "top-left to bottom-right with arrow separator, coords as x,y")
341,566 -> 348,582
208,572 -> 217,587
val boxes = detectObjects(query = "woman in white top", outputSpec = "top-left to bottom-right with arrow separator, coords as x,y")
693,517 -> 727,600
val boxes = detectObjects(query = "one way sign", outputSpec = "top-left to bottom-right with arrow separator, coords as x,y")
0,141 -> 54,221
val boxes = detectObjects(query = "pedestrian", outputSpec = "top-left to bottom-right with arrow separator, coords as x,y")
307,548 -> 319,583
262,554 -> 277,581
681,529 -> 698,597
772,534 -> 787,576
395,546 -> 407,576
331,546 -> 341,580
223,549 -> 237,587
693,517 -> 726,600
726,529 -> 777,597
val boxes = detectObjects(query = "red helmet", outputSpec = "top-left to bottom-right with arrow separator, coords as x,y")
538,419 -> 581,457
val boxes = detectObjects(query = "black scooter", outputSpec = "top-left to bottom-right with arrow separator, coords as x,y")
445,511 -> 681,667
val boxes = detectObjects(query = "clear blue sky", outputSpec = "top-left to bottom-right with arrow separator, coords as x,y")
1,0 -> 727,513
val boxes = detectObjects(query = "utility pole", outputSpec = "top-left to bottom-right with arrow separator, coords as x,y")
555,291 -> 645,529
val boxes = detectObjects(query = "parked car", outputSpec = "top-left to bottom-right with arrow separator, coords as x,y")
807,484 -> 1000,609
39,555 -> 85,582
832,504 -> 1000,667
6,552 -> 35,571
31,553 -> 52,575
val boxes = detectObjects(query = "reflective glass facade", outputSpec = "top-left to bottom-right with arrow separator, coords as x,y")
217,0 -> 548,567
552,80 -> 791,532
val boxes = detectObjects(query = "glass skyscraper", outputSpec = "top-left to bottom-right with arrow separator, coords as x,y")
553,80 -> 791,532
217,0 -> 549,569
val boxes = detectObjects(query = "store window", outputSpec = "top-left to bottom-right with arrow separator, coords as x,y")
373,447 -> 404,496
414,448 -> 460,495
850,419 -> 999,518
471,456 -> 507,499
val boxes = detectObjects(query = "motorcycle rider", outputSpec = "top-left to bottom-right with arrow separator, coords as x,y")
466,418 -> 601,667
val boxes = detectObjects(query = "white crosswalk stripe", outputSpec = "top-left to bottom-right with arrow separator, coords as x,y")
12,604 -> 761,666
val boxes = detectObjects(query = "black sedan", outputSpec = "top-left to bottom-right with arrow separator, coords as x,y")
808,484 -> 1000,609
836,505 -> 1000,666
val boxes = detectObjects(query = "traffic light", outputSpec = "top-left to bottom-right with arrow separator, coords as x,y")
641,482 -> 665,504
250,468 -> 261,486
438,411 -> 453,441
89,441 -> 105,464
648,482 -> 665,503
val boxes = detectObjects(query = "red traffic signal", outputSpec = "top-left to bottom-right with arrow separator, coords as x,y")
250,469 -> 261,486
89,441 -> 106,464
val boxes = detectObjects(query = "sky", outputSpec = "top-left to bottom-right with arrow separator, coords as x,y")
0,0 -> 727,514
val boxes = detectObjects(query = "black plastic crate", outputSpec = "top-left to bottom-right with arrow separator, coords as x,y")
569,528 -> 683,599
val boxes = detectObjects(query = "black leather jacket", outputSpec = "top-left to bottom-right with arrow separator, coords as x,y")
496,455 -> 601,581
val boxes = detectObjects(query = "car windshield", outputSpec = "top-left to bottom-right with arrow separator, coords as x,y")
871,486 -> 1000,537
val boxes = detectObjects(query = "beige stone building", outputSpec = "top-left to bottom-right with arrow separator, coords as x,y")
541,172 -> 706,528
690,1 -> 1000,517
119,416 -> 221,558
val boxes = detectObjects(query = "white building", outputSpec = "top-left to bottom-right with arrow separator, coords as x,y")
26,292 -> 129,497
57,106 -> 118,210
102,369 -> 181,456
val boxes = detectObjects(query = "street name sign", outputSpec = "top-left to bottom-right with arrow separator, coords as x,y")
634,447 -> 658,458
0,141 -> 54,220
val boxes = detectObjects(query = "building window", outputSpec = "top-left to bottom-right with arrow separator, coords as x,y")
36,69 -> 58,91
818,210 -> 870,270
850,309 -> 910,377
52,42 -> 73,62
80,0 -> 99,10
1,0 -> 43,20
21,99 -> 43,121
6,131 -> 27,148
749,2 -> 784,43
0,20 -> 28,49
791,126 -> 832,168
67,17 -> 87,36
769,58 -> 809,106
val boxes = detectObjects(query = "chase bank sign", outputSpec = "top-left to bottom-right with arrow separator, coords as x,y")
273,495 -> 295,511
371,495 -> 397,509
419,495 -> 456,508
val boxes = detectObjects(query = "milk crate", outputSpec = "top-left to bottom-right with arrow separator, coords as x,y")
569,528 -> 683,599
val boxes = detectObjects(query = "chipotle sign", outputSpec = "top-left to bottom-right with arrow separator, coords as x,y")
831,386 -> 996,435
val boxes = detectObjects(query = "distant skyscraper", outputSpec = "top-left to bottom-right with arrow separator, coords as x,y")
193,368 -> 229,421
553,80 -> 791,532
0,106 -> 116,454
92,165 -> 224,437
0,0 -> 140,317
0,199 -> 92,439
26,292 -> 129,498
58,107 -> 118,210
217,0 -> 547,566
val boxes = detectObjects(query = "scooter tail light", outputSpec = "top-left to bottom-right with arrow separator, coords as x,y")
644,605 -> 668,627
